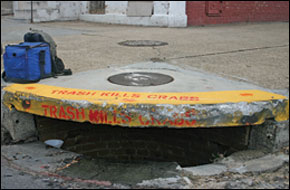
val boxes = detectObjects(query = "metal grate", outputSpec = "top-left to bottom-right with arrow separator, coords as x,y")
108,72 -> 174,86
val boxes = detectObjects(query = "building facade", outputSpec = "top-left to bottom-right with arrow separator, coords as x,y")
11,1 -> 289,27
187,1 -> 289,26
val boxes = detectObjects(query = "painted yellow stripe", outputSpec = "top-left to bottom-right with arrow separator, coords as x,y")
3,83 -> 288,105
3,83 -> 289,127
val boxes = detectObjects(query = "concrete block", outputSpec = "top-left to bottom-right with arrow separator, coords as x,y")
249,120 -> 289,152
1,99 -> 37,143
228,154 -> 287,174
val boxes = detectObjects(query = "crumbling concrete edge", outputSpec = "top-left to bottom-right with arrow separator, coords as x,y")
248,120 -> 289,152
1,87 -> 38,144
181,150 -> 289,177
2,87 -> 289,128
1,83 -> 289,151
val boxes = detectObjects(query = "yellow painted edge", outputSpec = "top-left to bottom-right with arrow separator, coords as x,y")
3,83 -> 289,127
3,83 -> 288,105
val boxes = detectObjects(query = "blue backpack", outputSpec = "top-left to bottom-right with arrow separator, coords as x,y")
2,29 -> 72,83
3,42 -> 52,83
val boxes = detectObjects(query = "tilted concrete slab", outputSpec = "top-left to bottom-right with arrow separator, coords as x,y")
2,62 -> 289,128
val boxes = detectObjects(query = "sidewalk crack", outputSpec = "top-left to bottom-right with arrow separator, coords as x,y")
167,44 -> 289,60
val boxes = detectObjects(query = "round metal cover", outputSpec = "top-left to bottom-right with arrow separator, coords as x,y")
118,40 -> 168,47
108,72 -> 174,86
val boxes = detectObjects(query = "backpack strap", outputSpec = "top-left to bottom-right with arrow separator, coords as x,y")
39,50 -> 46,78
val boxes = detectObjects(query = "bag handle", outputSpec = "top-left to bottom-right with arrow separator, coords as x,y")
23,43 -> 48,49
7,43 -> 48,49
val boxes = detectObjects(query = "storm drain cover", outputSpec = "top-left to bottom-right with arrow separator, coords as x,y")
108,72 -> 174,86
118,40 -> 168,47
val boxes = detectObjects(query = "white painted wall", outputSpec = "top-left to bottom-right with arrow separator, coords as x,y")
105,1 -> 128,15
168,1 -> 187,27
80,1 -> 187,27
13,1 -> 187,27
80,1 -> 89,15
14,1 -> 82,22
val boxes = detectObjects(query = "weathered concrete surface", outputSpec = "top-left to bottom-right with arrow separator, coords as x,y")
1,17 -> 289,189
1,142 -> 181,187
183,164 -> 228,176
249,120 -> 289,152
182,150 -> 289,177
1,19 -> 288,90
30,62 -> 285,92
1,142 -> 82,174
2,62 -> 289,129
1,105 -> 37,143
136,176 -> 192,189
57,158 -> 180,186
1,17 -> 84,43
227,154 -> 288,174
216,149 -> 289,174
1,88 -> 37,144
1,142 -> 288,189
1,155 -> 64,189
218,150 -> 267,163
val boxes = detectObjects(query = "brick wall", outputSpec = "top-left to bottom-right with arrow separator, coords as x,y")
187,1 -> 289,26
35,116 -> 249,166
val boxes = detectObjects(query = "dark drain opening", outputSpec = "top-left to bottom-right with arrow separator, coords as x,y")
35,116 -> 249,167
108,72 -> 174,86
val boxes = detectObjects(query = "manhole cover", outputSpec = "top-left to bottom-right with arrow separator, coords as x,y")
118,40 -> 168,47
108,72 -> 174,86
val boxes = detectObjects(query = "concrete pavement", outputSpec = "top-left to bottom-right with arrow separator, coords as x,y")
1,16 -> 289,189
1,142 -> 289,189
1,16 -> 289,129
1,16 -> 289,90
